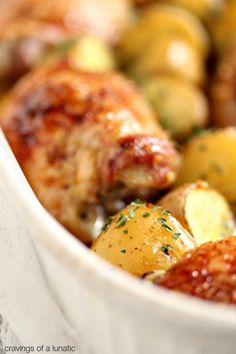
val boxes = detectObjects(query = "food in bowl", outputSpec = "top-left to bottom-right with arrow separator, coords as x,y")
1,0 -> 236,307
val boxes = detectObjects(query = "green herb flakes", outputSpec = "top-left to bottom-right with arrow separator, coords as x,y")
128,208 -> 136,218
131,198 -> 145,207
157,217 -> 173,232
115,215 -> 129,229
172,232 -> 181,240
161,209 -> 171,216
161,244 -> 173,255
101,216 -> 114,232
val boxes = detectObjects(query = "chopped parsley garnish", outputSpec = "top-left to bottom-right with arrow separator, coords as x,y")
120,249 -> 127,254
142,212 -> 151,218
161,244 -> 173,255
157,217 -> 173,232
128,208 -> 136,218
123,229 -> 129,235
101,216 -> 114,232
115,215 -> 129,229
199,173 -> 208,180
172,232 -> 181,240
131,198 -> 146,207
116,213 -> 125,224
161,209 -> 171,216
211,162 -> 224,175
157,217 -> 167,223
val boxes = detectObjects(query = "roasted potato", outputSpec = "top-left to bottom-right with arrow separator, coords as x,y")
158,181 -> 236,245
129,36 -> 205,84
92,201 -> 195,276
0,18 -> 115,86
210,44 -> 236,128
119,4 -> 210,65
39,35 -> 115,72
0,7 -> 116,85
141,75 -> 208,139
157,236 -> 236,304
176,128 -> 236,214
161,0 -> 224,20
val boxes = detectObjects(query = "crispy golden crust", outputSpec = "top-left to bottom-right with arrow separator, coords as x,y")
1,63 -> 180,243
157,236 -> 236,304
0,0 -> 130,44
210,46 -> 236,128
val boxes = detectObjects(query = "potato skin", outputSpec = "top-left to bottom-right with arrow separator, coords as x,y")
163,0 -> 223,20
141,75 -> 208,139
176,128 -> 236,214
130,36 -> 205,85
159,182 -> 204,233
158,181 -> 236,244
157,236 -> 236,304
92,202 -> 195,276
119,4 -> 210,65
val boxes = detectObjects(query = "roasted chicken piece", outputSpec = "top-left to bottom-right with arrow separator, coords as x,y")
0,18 -> 114,87
1,62 -> 180,244
157,236 -> 236,304
210,45 -> 236,128
0,0 -> 130,45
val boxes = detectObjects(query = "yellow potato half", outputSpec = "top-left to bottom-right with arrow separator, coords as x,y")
176,128 -> 236,214
92,201 -> 195,276
130,36 -> 205,84
141,75 -> 208,139
165,0 -> 223,20
159,181 -> 236,245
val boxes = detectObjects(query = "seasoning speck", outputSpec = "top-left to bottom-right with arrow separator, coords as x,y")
161,244 -> 173,255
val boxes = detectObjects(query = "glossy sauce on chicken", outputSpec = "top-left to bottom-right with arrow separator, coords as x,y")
1,62 -> 180,244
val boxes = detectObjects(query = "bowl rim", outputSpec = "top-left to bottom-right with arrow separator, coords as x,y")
1,129 -> 236,333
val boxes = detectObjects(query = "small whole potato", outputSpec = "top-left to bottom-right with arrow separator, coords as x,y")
159,181 -> 236,245
162,0 -> 224,20
92,201 -> 195,276
119,4 -> 210,65
130,36 -> 205,84
141,75 -> 208,139
176,128 -> 236,214
157,236 -> 236,304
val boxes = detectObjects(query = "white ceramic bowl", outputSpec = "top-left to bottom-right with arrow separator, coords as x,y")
1,129 -> 236,354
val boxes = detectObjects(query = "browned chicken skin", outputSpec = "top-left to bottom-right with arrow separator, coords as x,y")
1,62 -> 180,244
0,19 -> 69,86
0,0 -> 130,45
157,236 -> 236,304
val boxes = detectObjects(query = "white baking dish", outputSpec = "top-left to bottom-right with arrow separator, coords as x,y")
1,128 -> 236,354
